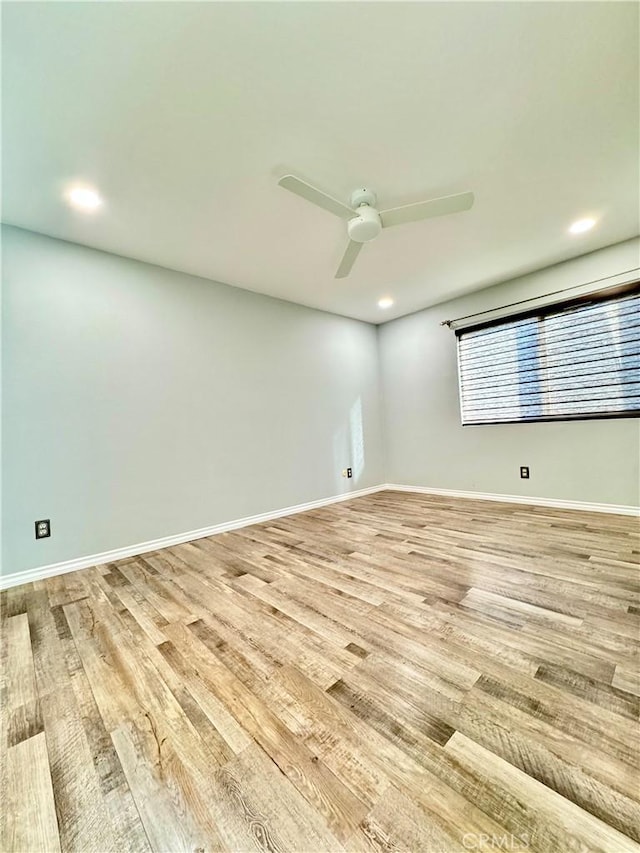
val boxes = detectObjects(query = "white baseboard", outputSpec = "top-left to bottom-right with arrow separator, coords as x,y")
0,485 -> 386,591
384,483 -> 640,517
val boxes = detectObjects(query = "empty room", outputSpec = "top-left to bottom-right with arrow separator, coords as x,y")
1,2 -> 639,852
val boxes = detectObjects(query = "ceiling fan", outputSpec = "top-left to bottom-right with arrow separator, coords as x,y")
278,174 -> 474,278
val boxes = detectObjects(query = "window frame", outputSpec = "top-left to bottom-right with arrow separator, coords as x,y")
455,282 -> 640,427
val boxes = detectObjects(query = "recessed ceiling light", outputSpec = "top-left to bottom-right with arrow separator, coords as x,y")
378,297 -> 394,309
569,217 -> 596,234
67,187 -> 103,211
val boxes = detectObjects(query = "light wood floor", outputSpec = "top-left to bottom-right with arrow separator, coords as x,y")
2,491 -> 639,853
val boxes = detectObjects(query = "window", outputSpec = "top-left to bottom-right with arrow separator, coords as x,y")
456,285 -> 640,425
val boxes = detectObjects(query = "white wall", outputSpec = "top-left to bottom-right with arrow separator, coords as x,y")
379,238 -> 640,507
1,226 -> 385,575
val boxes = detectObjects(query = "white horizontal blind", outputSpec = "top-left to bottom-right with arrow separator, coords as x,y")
457,287 -> 640,425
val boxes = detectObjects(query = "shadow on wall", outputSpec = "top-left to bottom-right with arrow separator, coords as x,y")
332,397 -> 365,490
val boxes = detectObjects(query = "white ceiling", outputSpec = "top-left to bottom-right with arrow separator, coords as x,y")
2,2 -> 639,323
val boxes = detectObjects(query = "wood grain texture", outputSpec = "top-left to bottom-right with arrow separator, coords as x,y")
4,612 -> 42,747
1,490 -> 639,852
3,732 -> 61,853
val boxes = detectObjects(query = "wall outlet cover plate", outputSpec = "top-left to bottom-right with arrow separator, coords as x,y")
35,519 -> 51,539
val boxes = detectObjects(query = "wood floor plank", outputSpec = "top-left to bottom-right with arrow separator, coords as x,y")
4,732 -> 61,853
613,664 -> 640,697
4,613 -> 42,747
445,731 -> 640,853
217,743 -> 344,852
460,586 -> 584,626
111,719 -> 226,853
345,784 -> 459,853
55,600 -> 149,851
2,491 -> 639,851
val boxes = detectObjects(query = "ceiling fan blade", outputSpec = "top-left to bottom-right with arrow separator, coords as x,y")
335,240 -> 363,279
380,191 -> 474,229
278,175 -> 354,220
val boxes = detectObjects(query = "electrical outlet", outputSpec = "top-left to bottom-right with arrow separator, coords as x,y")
520,466 -> 530,479
35,519 -> 51,539
347,467 -> 353,478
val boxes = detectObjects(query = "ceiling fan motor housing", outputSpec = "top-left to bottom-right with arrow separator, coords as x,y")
348,204 -> 382,242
